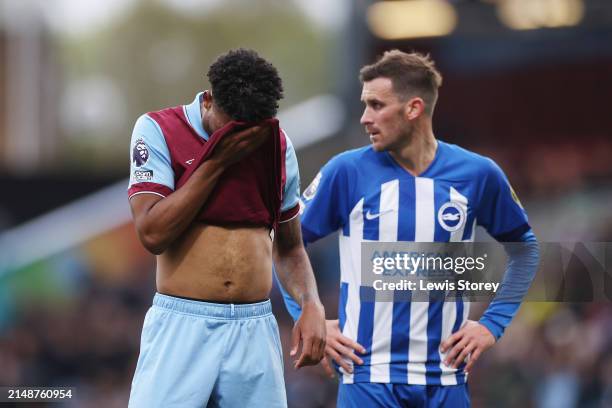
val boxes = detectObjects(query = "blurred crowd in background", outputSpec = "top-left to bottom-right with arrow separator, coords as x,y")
1,0 -> 612,407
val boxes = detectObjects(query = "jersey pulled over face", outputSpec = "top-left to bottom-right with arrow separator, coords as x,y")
128,92 -> 301,217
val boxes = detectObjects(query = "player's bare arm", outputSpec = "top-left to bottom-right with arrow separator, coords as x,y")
130,125 -> 270,254
273,216 -> 326,368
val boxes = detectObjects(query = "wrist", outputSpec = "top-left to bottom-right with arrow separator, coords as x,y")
301,297 -> 324,311
201,158 -> 226,176
478,318 -> 502,341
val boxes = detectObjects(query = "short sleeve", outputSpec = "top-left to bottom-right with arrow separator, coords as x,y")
476,158 -> 530,242
300,155 -> 351,244
128,114 -> 175,199
280,131 -> 300,222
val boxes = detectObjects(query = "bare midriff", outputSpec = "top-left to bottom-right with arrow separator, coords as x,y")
156,223 -> 273,302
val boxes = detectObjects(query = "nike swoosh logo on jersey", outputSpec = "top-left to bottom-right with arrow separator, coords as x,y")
185,159 -> 195,165
365,209 -> 394,220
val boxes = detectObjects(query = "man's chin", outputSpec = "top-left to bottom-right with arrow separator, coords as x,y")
371,142 -> 385,152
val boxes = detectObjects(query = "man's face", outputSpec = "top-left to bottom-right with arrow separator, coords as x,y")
360,77 -> 411,152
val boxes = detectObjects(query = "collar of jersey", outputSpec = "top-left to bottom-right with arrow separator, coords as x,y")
383,139 -> 445,178
184,92 -> 210,141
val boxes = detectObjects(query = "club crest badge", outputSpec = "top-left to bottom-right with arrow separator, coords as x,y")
437,201 -> 466,232
132,138 -> 149,167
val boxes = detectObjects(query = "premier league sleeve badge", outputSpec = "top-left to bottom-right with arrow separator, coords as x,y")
132,138 -> 150,167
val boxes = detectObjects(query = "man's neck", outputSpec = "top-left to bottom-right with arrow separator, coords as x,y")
388,121 -> 438,177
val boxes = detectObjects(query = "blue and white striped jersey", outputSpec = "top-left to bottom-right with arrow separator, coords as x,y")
296,141 -> 529,386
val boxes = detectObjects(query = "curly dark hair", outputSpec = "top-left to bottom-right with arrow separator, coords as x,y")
207,49 -> 284,122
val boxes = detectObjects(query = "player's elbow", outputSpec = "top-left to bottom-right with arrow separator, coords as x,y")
133,216 -> 172,254
145,242 -> 166,256
139,231 -> 169,255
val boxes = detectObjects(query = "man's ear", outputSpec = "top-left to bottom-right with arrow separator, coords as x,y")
203,90 -> 213,110
405,97 -> 425,121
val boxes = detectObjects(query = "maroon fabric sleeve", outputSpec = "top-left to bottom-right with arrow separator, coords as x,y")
279,203 -> 300,223
128,182 -> 174,199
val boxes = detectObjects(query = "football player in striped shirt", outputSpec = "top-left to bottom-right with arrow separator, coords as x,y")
280,50 -> 539,407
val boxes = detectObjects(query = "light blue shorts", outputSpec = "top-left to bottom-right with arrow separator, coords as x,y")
128,293 -> 287,408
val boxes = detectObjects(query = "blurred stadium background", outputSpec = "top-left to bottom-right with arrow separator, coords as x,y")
1,0 -> 611,406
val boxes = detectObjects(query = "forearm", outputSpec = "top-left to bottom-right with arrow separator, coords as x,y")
274,246 -> 321,308
479,230 -> 540,339
276,272 -> 303,321
135,159 -> 225,253
276,241 -> 327,369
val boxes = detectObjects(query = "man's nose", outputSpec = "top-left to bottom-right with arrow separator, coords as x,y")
360,109 -> 371,126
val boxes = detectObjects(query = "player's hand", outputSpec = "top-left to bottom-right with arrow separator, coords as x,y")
290,301 -> 326,369
210,124 -> 271,168
440,320 -> 495,374
321,319 -> 366,378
